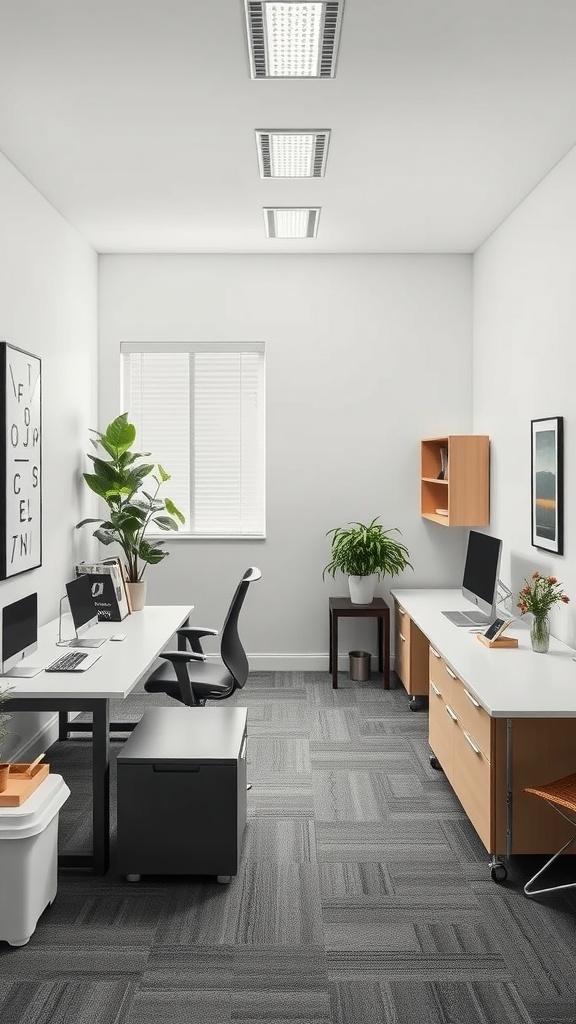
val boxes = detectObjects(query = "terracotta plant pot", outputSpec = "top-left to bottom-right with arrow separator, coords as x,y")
0,762 -> 10,794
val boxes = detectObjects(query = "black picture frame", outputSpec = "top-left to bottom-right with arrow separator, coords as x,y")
0,342 -> 42,578
531,416 -> 563,555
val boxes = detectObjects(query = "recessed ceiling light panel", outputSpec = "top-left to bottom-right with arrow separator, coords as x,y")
263,207 -> 321,238
245,1 -> 344,79
256,130 -> 330,177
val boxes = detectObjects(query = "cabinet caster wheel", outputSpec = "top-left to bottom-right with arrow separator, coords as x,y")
429,755 -> 443,771
126,874 -> 141,883
490,862 -> 508,884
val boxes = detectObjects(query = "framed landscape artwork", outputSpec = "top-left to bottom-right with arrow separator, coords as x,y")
531,416 -> 563,555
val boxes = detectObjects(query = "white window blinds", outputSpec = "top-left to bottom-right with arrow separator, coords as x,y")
121,343 -> 265,537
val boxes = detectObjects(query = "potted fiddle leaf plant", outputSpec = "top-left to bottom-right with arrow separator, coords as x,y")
0,684 -> 13,794
76,413 -> 185,610
323,517 -> 412,604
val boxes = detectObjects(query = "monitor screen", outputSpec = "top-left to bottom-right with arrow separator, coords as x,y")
2,593 -> 38,671
462,531 -> 502,617
66,575 -> 98,636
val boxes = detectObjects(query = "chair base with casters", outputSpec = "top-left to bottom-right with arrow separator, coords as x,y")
523,772 -> 576,898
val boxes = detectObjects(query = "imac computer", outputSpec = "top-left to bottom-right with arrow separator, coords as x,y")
442,530 -> 503,627
65,576 -> 107,648
1,593 -> 43,677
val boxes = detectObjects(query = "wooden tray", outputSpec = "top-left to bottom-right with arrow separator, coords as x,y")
476,633 -> 518,649
0,763 -> 50,806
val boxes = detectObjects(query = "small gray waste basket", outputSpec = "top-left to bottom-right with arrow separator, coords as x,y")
349,650 -> 371,682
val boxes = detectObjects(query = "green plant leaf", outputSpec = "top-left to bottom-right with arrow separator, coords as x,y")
104,413 -> 136,454
152,515 -> 179,531
157,464 -> 170,483
165,498 -> 185,524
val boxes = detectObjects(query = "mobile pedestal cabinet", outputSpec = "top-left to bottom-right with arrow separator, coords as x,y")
116,706 -> 247,883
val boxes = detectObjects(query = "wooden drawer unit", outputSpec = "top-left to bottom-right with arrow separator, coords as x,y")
394,601 -> 428,697
452,718 -> 493,851
428,681 -> 455,782
451,678 -> 492,760
428,647 -> 455,705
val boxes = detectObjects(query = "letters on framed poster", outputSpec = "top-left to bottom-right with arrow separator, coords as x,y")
0,342 -> 42,578
531,416 -> 563,555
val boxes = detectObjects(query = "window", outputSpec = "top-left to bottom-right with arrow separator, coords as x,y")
120,342 -> 265,537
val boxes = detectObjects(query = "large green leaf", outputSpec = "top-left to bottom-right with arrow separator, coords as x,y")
104,414 -> 136,455
165,498 -> 185,524
152,515 -> 179,531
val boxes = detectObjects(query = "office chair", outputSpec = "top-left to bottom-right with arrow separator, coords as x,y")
523,772 -> 576,898
144,567 -> 262,707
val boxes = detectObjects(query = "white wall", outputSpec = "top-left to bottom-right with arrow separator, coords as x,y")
0,151 -> 98,758
99,254 -> 473,668
474,146 -> 576,648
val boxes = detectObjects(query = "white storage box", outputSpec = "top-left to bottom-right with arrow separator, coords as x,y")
0,774 -> 70,946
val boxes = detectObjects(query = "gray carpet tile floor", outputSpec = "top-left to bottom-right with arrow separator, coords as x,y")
1,671 -> 576,1024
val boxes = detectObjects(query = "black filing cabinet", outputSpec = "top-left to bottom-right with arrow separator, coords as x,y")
116,706 -> 247,881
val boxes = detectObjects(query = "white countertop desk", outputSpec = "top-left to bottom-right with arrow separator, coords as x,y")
391,589 -> 576,718
6,605 -> 193,874
391,589 -> 576,878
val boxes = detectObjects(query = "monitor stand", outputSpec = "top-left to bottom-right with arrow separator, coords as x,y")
1,664 -> 43,677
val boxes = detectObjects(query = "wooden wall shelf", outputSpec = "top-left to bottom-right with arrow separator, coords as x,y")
421,435 -> 490,527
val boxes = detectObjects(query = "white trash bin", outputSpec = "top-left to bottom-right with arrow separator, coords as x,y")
0,773 -> 70,947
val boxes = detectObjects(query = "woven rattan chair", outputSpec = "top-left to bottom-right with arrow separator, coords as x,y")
523,772 -> 576,897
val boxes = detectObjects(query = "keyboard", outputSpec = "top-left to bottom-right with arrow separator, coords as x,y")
45,650 -> 99,673
442,610 -> 490,627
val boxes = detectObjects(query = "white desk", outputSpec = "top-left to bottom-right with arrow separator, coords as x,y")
391,589 -> 576,880
7,605 -> 193,874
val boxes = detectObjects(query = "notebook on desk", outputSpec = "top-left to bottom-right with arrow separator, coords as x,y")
45,650 -> 101,673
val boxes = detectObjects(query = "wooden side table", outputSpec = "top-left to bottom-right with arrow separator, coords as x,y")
328,596 -> 391,689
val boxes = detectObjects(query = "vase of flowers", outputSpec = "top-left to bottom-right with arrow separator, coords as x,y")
517,572 -> 570,653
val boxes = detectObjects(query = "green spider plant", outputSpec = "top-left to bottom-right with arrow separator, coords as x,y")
76,413 -> 185,583
323,517 -> 412,580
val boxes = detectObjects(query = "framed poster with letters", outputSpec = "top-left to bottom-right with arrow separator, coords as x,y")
0,342 -> 42,578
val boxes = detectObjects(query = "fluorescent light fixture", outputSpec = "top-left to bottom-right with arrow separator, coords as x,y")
244,1 -> 344,78
256,130 -> 330,177
263,208 -> 320,238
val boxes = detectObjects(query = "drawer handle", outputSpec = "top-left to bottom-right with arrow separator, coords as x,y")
430,647 -> 441,659
463,730 -> 481,755
430,681 -> 441,696
445,666 -> 457,680
445,704 -> 457,722
464,689 -> 480,708
399,632 -> 406,643
398,608 -> 405,617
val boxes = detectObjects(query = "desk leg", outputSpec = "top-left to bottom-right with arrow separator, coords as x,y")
331,613 -> 338,689
91,700 -> 110,875
384,611 -> 390,688
59,711 -> 69,741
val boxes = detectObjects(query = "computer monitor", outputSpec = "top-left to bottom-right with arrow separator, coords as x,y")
1,593 -> 42,677
442,530 -> 503,626
462,530 -> 503,618
65,576 -> 106,647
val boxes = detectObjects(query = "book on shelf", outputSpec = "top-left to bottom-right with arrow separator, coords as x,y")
75,559 -> 130,621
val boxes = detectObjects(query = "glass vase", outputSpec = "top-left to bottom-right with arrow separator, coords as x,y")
530,614 -> 550,653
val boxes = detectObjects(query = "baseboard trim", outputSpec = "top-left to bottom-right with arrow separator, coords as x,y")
11,713 -> 60,763
244,654 -> 396,672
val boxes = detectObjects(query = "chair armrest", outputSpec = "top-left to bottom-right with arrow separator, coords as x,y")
177,627 -> 218,637
160,650 -> 206,663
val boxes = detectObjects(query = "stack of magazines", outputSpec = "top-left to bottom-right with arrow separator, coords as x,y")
75,557 -> 131,621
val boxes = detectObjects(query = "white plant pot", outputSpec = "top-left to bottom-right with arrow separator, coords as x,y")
348,574 -> 378,605
126,581 -> 147,612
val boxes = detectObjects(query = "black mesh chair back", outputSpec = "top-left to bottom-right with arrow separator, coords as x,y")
219,567 -> 261,690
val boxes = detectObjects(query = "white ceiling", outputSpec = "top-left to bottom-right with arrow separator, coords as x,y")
1,0 -> 576,254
